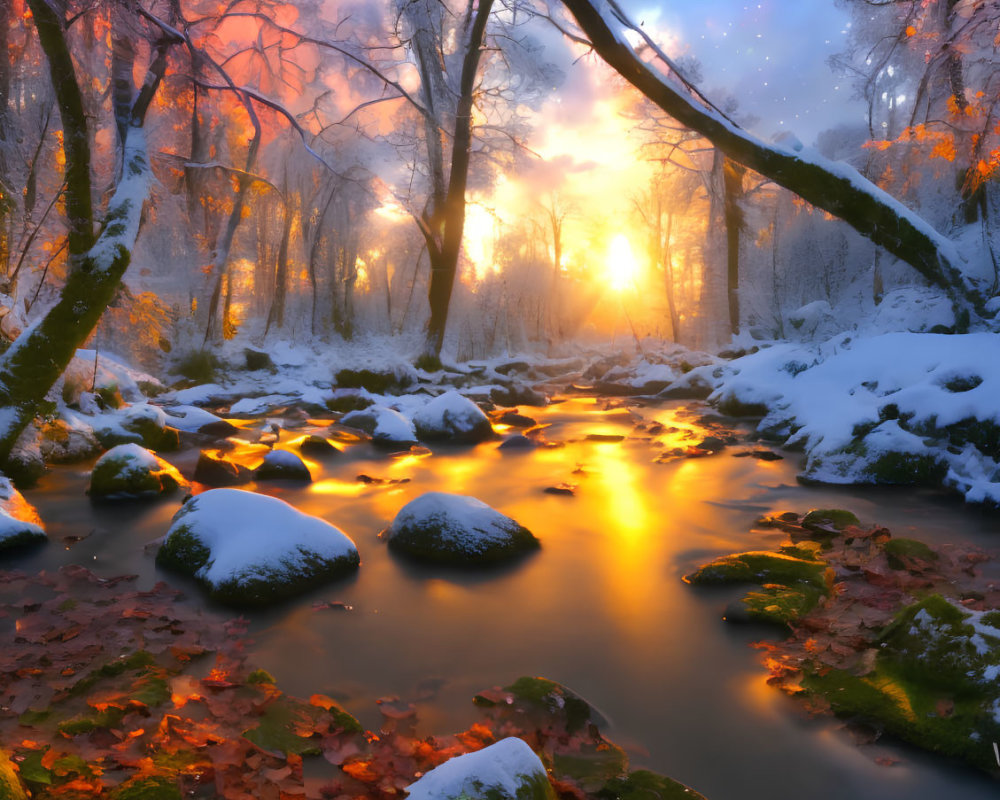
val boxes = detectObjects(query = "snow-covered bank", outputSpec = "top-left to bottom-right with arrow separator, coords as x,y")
712,331 -> 1000,504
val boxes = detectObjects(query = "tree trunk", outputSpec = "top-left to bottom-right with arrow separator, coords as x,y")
560,0 -> 982,326
264,197 -> 293,335
723,157 -> 745,335
422,0 -> 494,357
0,11 -> 173,467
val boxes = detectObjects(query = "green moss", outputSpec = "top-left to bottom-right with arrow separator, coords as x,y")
155,526 -> 211,574
981,611 -> 1000,629
500,677 -> 599,735
552,743 -> 628,792
878,595 -> 999,694
59,707 -> 124,736
334,368 -> 411,394
174,350 -> 220,383
111,775 -> 181,800
597,770 -> 708,800
802,664 -> 1000,772
740,583 -> 826,626
325,394 -> 373,413
862,452 -> 948,486
414,353 -> 443,372
777,542 -> 823,560
883,538 -> 939,571
208,550 -> 360,608
246,669 -> 276,685
455,771 -> 556,800
684,551 -> 830,592
801,508 -> 859,532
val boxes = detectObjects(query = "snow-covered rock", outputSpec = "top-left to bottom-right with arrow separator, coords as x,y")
412,391 -> 494,443
405,738 -> 554,800
161,404 -> 237,436
93,402 -> 179,451
0,477 -> 46,553
253,449 -> 311,482
38,417 -> 101,463
341,406 -> 417,447
89,443 -> 187,500
383,492 -> 538,565
712,331 -> 1000,504
156,488 -> 360,606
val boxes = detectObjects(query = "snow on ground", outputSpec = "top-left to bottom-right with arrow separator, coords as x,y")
712,331 -> 1000,504
341,405 -> 417,445
405,738 -> 549,800
161,405 -> 229,432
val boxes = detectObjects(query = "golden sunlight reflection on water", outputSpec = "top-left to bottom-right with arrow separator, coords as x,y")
14,396 -> 1000,800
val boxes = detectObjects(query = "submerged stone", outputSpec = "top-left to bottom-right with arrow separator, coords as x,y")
801,508 -> 860,533
383,492 -> 538,565
253,449 -> 312,482
405,738 -> 555,800
597,770 -> 708,800
684,551 -> 831,591
299,434 -> 340,457
193,451 -> 252,487
156,488 -> 359,606
89,444 -> 187,501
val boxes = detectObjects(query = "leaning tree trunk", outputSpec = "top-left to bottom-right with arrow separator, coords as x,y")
0,3 -> 174,469
560,0 -> 983,327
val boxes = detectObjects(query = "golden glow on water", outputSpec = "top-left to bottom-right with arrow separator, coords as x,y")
309,479 -> 368,497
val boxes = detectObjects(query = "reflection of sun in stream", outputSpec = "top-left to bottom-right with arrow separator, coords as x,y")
586,441 -> 654,631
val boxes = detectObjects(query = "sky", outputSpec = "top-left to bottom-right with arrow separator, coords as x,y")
619,0 -> 866,144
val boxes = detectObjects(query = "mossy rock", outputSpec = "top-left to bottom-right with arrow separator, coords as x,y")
334,368 -> 411,394
326,393 -> 374,413
862,451 -> 948,486
475,677 -> 604,735
110,776 -> 181,800
89,444 -> 187,501
801,508 -> 859,533
883,537 -> 939,571
684,551 -> 831,593
552,744 -> 628,793
597,769 -> 708,800
878,595 -> 1000,694
0,750 -> 27,800
174,350 -> 221,383
802,665 -> 1000,772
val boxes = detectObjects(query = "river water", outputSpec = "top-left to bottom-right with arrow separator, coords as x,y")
6,396 -> 1000,800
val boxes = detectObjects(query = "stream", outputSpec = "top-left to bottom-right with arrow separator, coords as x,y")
5,395 -> 1000,800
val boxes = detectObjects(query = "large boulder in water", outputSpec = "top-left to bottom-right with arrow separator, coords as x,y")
405,737 -> 555,800
383,492 -> 538,565
0,477 -> 46,554
253,449 -> 312,482
89,444 -> 187,501
194,451 -> 252,487
94,402 -> 180,451
156,488 -> 360,606
341,406 -> 417,447
413,391 -> 494,443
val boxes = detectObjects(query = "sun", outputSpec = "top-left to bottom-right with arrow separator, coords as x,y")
607,234 -> 639,291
